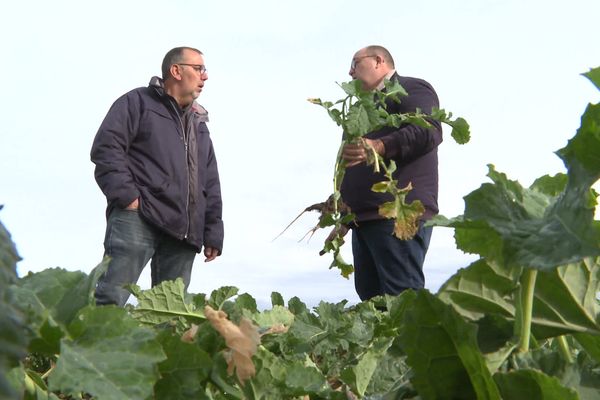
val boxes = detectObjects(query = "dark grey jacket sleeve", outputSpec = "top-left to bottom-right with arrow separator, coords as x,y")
203,139 -> 224,253
379,79 -> 443,163
90,93 -> 141,208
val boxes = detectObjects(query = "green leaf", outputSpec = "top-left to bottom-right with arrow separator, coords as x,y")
573,333 -> 600,363
345,101 -> 382,138
383,78 -> 408,103
329,250 -> 354,278
9,366 -> 62,400
437,259 -> 519,321
0,214 -> 28,399
530,258 -> 600,337
433,163 -> 600,270
398,290 -> 502,400
449,117 -> 471,144
341,337 -> 394,396
439,257 -> 600,341
284,362 -> 329,396
48,305 -> 166,400
128,278 -> 205,325
234,293 -> 258,313
531,173 -> 568,197
208,286 -> 239,310
271,292 -> 285,307
339,80 -> 364,97
583,66 -> 600,91
247,305 -> 295,328
494,369 -> 578,400
153,330 -> 212,400
17,259 -> 108,326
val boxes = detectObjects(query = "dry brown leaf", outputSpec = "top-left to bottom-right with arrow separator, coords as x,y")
181,323 -> 199,343
261,323 -> 289,336
204,305 -> 260,384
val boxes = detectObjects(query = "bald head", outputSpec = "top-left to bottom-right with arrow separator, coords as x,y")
349,45 -> 395,90
364,45 -> 395,69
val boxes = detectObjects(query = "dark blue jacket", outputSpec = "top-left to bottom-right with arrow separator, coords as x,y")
341,73 -> 442,222
91,77 -> 224,253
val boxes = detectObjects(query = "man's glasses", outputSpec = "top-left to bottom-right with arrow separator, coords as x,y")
178,63 -> 207,74
350,55 -> 376,70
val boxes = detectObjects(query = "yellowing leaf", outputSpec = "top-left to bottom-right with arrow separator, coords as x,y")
204,305 -> 260,384
379,198 -> 425,240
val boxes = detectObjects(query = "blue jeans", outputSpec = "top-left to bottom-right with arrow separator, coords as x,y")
352,219 -> 432,301
95,208 -> 197,306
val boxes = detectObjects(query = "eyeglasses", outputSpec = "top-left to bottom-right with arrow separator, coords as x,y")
177,63 -> 208,74
350,55 -> 376,70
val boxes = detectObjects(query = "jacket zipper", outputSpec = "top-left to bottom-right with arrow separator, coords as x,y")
168,100 -> 191,240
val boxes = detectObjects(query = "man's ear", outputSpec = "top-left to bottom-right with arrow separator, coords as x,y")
169,64 -> 183,81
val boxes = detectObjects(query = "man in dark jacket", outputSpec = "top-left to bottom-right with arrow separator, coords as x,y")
336,45 -> 442,301
91,47 -> 224,306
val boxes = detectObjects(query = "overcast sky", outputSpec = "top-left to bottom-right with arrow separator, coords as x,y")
1,0 -> 599,307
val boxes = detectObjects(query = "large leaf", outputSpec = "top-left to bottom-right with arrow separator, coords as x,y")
0,213 -> 28,399
12,261 -> 108,356
17,259 -> 108,326
398,290 -> 502,400
128,278 -> 205,325
493,369 -> 579,400
509,345 -> 600,399
432,161 -> 600,270
153,330 -> 212,400
439,258 -> 600,340
48,305 -> 166,400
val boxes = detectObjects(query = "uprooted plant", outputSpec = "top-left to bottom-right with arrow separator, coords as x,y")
280,79 -> 471,277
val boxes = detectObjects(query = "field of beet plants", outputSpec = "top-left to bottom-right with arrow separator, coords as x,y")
2,67 -> 600,399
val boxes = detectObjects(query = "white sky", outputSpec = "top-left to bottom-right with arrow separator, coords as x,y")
1,0 -> 599,308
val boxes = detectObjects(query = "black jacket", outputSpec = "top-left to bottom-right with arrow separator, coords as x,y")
340,73 -> 442,222
91,77 -> 224,253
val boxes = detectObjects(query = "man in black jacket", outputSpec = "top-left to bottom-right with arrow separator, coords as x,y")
337,45 -> 442,301
91,47 -> 224,306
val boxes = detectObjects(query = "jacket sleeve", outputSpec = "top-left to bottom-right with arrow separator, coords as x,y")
378,79 -> 443,163
203,139 -> 224,254
90,92 -> 141,208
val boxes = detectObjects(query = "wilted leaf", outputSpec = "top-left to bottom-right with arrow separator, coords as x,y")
377,182 -> 425,240
204,305 -> 260,384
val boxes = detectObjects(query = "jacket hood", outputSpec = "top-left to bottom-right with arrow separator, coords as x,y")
148,76 -> 209,122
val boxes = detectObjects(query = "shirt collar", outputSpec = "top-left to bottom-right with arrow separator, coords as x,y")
376,69 -> 396,91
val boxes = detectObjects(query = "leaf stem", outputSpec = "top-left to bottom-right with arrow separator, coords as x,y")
518,269 -> 537,353
556,335 -> 574,363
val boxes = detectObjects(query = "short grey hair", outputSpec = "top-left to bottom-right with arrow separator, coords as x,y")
161,47 -> 203,79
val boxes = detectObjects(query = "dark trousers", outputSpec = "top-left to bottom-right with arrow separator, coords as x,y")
352,219 -> 432,301
95,208 -> 197,306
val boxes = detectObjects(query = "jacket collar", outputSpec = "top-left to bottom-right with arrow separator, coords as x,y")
148,76 -> 209,122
